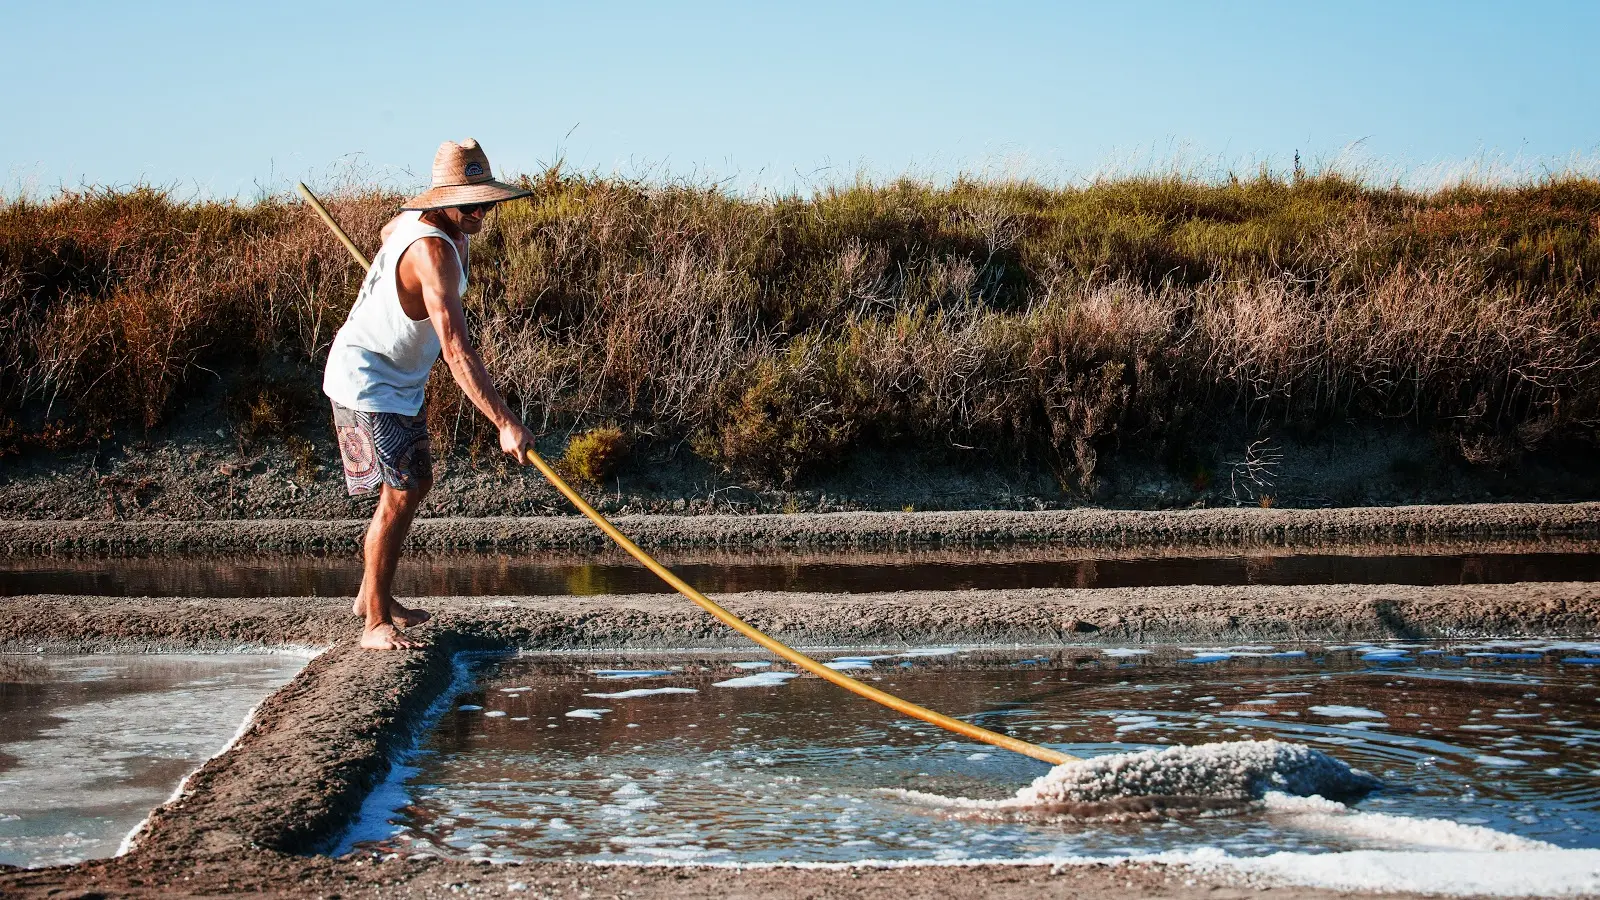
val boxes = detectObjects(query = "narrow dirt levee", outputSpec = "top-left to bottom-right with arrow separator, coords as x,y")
6,581 -> 1600,653
2,500 -> 1597,555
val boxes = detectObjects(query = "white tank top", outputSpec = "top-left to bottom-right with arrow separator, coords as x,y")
322,212 -> 467,415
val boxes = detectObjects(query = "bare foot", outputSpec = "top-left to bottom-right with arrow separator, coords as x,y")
360,622 -> 422,651
389,601 -> 431,628
352,597 -> 432,628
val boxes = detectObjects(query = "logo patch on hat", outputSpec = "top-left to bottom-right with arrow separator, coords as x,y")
464,162 -> 484,177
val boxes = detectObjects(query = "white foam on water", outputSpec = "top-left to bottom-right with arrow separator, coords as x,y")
590,670 -> 671,679
1263,792 -> 1555,851
583,688 -> 699,699
1361,650 -> 1411,660
565,709 -> 612,719
730,662 -> 772,670
1213,848 -> 1600,897
1101,649 -> 1151,658
1309,705 -> 1386,718
896,648 -> 959,658
1111,715 -> 1163,733
484,711 -> 508,718
713,672 -> 800,688
334,652 -> 483,856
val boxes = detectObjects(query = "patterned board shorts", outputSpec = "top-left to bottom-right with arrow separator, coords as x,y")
331,401 -> 432,496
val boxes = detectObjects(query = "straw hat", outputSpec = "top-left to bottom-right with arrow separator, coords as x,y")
401,139 -> 531,211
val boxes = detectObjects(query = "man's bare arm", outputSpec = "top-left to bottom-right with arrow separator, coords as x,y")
403,239 -> 534,459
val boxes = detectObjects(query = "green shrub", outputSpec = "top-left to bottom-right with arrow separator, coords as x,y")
559,424 -> 629,484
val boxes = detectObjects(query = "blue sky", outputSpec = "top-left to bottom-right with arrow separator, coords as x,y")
4,1 -> 1596,197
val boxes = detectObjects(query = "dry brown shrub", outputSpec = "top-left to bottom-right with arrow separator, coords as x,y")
2,173 -> 1595,483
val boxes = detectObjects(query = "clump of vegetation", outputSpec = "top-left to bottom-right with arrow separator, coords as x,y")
559,424 -> 629,484
2,167 -> 1597,492
225,372 -> 315,451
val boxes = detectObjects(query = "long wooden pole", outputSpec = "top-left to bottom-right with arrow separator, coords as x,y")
296,182 -> 1075,766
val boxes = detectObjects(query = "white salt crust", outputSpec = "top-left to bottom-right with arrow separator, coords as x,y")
583,850 -> 1600,897
583,688 -> 700,699
712,672 -> 800,688
1016,740 -> 1379,806
1262,793 -> 1554,852
900,740 -> 1379,808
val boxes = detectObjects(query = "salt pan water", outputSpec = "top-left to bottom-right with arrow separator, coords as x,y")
349,640 -> 1600,865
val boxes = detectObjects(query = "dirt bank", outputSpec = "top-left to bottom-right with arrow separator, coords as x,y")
2,500 -> 1597,556
6,582 -> 1600,654
4,419 -> 1600,527
0,848 -> 1350,899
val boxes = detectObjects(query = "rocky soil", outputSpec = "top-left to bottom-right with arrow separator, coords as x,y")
3,415 -> 1596,522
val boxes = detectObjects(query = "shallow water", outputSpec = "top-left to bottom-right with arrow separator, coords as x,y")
351,642 -> 1600,864
4,548 -> 1597,597
0,653 -> 308,868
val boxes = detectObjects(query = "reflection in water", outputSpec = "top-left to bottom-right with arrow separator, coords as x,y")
4,548 -> 1598,598
0,653 -> 308,868
357,642 -> 1600,864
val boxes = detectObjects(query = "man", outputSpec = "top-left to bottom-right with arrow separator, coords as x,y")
323,138 -> 535,650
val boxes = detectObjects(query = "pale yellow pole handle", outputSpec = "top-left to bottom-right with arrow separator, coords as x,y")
297,182 -> 373,271
296,183 -> 1075,766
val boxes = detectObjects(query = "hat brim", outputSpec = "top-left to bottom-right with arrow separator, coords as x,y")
401,180 -> 532,211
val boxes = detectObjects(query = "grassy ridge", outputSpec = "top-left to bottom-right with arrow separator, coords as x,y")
2,170 -> 1597,490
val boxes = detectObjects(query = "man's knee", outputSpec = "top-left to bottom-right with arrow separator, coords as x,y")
378,479 -> 430,513
395,475 -> 432,506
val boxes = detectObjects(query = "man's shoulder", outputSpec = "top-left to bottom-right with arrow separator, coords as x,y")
397,233 -> 461,276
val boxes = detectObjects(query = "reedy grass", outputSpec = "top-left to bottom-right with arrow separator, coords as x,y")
1,169 -> 1596,489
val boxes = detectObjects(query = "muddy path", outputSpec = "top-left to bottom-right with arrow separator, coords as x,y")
2,500 -> 1598,556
